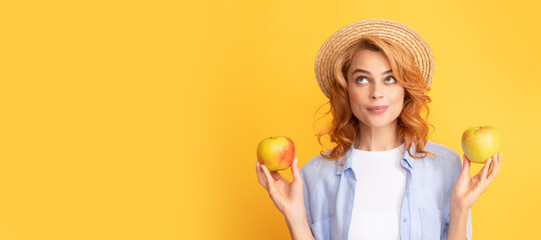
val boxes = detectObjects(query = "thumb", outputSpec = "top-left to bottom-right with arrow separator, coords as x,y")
460,154 -> 471,178
291,157 -> 301,182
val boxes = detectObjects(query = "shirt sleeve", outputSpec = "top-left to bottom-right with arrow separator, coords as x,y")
300,167 -> 315,237
440,150 -> 474,240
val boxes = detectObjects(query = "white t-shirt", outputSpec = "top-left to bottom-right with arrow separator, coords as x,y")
348,143 -> 407,240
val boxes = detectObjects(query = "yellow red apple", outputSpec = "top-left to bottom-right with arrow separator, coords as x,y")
256,136 -> 295,171
461,126 -> 501,164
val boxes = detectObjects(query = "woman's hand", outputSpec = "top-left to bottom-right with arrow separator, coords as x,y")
255,157 -> 306,218
451,152 -> 503,210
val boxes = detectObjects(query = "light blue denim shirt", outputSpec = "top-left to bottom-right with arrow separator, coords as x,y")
300,141 -> 472,240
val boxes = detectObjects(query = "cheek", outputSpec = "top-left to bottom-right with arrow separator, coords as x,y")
348,91 -> 366,118
349,91 -> 367,111
393,96 -> 405,114
389,90 -> 405,112
348,87 -> 365,101
392,89 -> 405,104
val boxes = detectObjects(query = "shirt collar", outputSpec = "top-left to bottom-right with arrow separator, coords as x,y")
335,142 -> 418,175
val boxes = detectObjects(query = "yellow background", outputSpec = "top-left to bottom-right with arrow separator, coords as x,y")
0,0 -> 539,239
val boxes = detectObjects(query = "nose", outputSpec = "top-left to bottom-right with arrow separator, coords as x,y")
370,83 -> 384,100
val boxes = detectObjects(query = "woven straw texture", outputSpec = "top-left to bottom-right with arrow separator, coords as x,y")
315,19 -> 434,99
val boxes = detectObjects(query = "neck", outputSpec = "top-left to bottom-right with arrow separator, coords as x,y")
354,120 -> 403,151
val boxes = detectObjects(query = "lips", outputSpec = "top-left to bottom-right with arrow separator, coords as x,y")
367,105 -> 389,114
367,105 -> 389,110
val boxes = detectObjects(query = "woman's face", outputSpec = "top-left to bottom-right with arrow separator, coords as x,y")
346,49 -> 405,129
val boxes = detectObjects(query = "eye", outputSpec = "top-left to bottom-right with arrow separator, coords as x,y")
356,76 -> 368,83
385,76 -> 397,83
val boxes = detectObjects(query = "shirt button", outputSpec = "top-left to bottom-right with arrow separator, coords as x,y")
403,218 -> 407,223
406,192 -> 409,197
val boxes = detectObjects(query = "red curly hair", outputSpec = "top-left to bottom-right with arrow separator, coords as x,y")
314,35 -> 436,166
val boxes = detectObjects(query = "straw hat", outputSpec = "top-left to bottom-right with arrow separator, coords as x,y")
315,18 -> 434,99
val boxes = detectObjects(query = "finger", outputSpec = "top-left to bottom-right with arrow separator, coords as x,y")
291,157 -> 301,183
460,155 -> 471,178
487,152 -> 502,184
270,170 -> 286,182
481,154 -> 495,180
260,164 -> 275,193
255,161 -> 268,190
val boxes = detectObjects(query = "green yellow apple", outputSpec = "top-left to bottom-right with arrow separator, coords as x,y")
256,136 -> 295,171
461,126 -> 500,164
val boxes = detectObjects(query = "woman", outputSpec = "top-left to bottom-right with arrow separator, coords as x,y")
255,19 -> 502,240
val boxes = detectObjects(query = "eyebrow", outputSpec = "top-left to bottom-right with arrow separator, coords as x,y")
351,68 -> 392,76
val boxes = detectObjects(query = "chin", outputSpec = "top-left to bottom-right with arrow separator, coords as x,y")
362,120 -> 391,129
